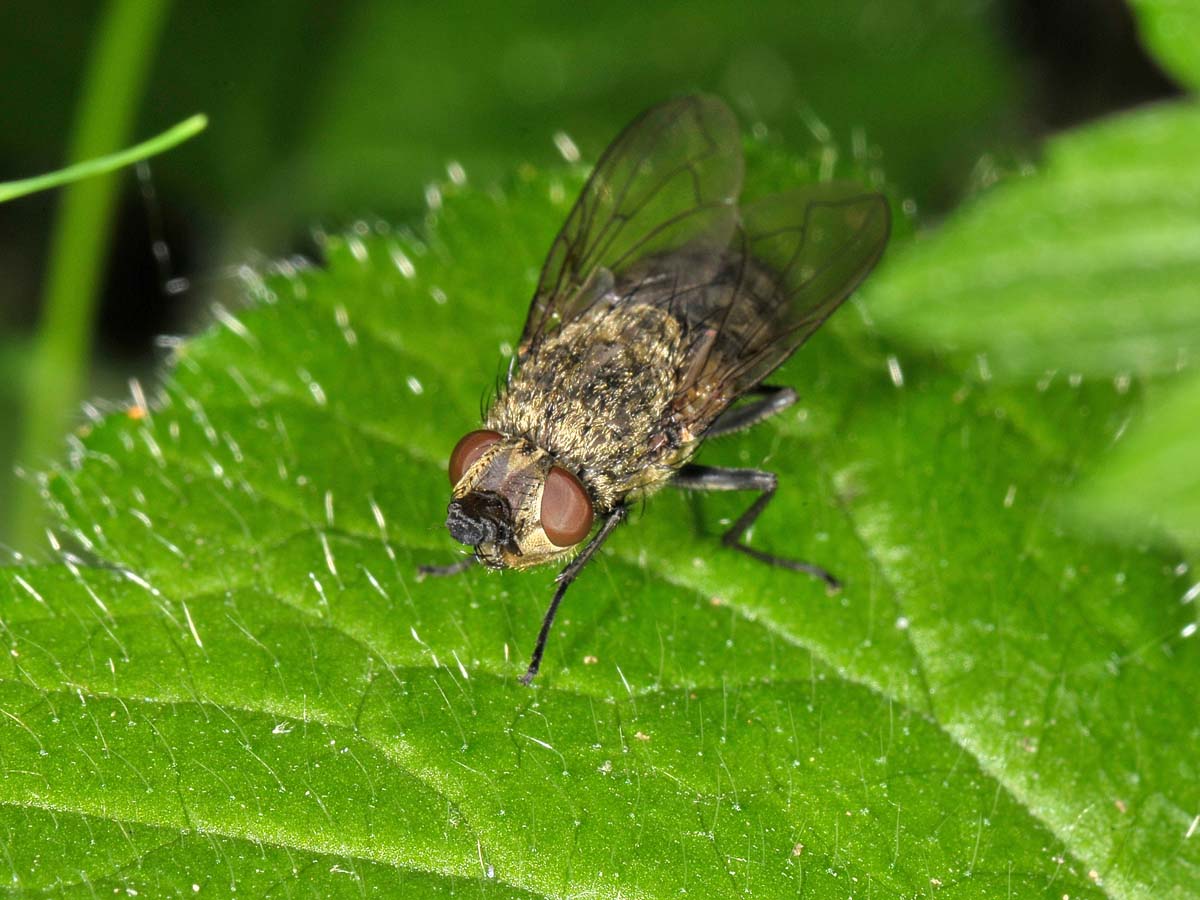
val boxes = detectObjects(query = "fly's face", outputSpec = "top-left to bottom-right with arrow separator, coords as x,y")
444,431 -> 595,570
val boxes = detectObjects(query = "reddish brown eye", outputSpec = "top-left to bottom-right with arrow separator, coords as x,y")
541,466 -> 594,546
448,430 -> 502,486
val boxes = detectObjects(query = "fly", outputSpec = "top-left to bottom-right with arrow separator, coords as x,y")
419,95 -> 891,684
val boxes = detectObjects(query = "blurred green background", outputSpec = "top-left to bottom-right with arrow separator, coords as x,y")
0,0 -> 1178,554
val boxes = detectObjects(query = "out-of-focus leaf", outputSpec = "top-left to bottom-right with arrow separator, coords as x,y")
0,0 -> 1020,234
867,100 -> 1200,381
297,0 -> 1016,219
0,151 -> 1195,897
1131,0 -> 1200,90
1075,369 -> 1200,548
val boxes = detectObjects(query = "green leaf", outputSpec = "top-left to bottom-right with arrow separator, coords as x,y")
1074,369 -> 1200,548
863,98 -> 1200,551
866,99 -> 1200,381
1,151 -> 1196,897
1130,0 -> 1200,91
297,0 -> 1017,218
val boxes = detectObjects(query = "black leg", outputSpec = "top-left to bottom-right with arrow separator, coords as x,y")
705,385 -> 796,438
416,556 -> 479,580
520,506 -> 628,685
671,464 -> 841,592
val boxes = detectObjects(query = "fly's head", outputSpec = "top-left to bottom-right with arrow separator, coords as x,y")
443,430 -> 595,569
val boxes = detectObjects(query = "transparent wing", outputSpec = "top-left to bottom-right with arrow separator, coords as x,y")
674,183 -> 891,427
519,94 -> 744,356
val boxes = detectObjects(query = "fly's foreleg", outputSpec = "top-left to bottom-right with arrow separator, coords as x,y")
672,463 -> 841,592
520,506 -> 628,685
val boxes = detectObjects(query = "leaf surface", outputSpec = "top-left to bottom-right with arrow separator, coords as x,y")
0,152 -> 1195,898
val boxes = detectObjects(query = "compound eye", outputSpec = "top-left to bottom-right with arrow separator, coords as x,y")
541,467 -> 594,547
448,430 -> 502,486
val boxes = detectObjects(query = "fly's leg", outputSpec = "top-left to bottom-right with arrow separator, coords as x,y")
689,386 -> 839,588
520,506 -> 628,685
672,464 -> 841,592
417,556 -> 479,579
705,385 -> 796,437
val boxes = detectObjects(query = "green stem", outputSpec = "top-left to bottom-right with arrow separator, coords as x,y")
11,0 -> 172,554
0,115 -> 206,205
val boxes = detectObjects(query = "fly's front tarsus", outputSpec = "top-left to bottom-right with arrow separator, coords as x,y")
519,506 -> 629,686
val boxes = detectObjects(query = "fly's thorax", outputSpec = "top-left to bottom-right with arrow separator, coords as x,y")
448,435 -> 593,571
488,302 -> 689,510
